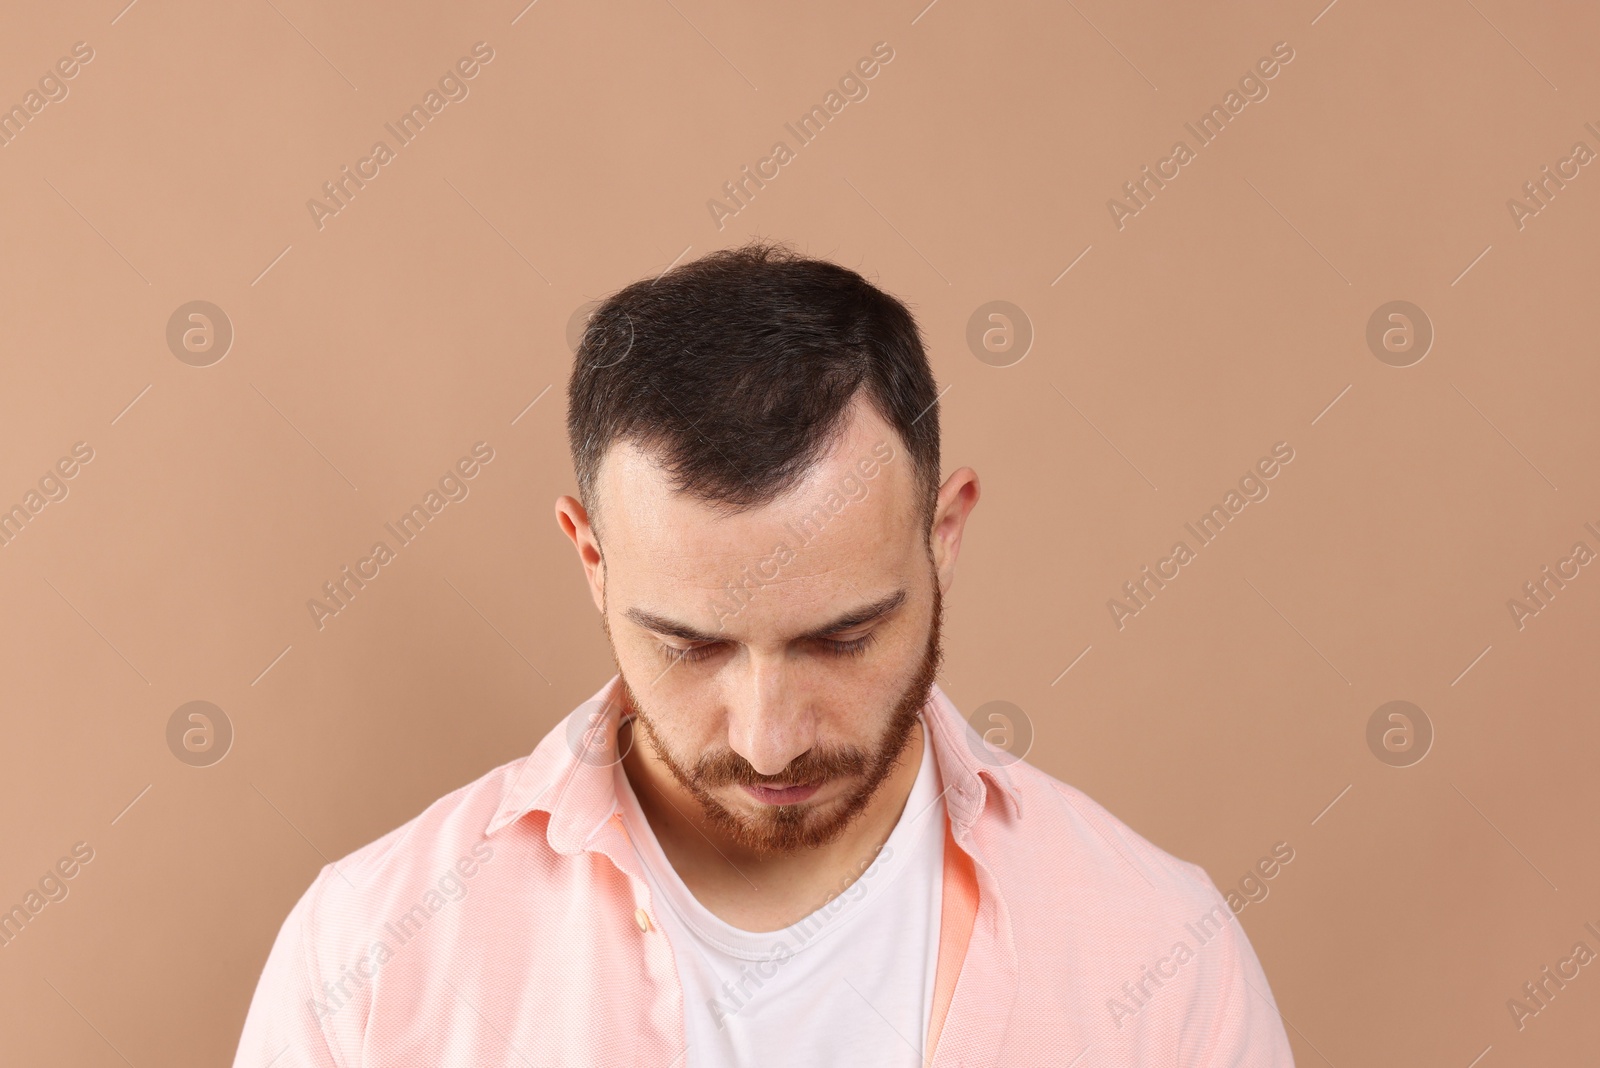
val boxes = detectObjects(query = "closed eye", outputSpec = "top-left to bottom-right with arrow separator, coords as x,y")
815,631 -> 876,658
660,641 -> 726,664
657,631 -> 878,664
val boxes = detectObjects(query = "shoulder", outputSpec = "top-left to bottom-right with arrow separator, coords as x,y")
980,761 -> 1295,1061
289,753 -> 536,941
233,727 -> 633,1065
992,758 -> 1223,910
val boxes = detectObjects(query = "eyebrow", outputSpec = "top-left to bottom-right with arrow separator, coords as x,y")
624,588 -> 909,645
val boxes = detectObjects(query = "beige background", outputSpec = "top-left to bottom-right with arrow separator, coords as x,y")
2,0 -> 1598,1064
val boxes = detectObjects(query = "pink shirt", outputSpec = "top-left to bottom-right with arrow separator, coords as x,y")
232,677 -> 1295,1066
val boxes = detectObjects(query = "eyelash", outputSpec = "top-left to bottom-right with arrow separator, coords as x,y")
823,633 -> 875,658
661,632 -> 876,664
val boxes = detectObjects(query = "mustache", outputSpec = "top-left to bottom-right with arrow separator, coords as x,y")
692,745 -> 871,789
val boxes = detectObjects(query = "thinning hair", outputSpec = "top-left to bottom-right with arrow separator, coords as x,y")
567,239 -> 941,533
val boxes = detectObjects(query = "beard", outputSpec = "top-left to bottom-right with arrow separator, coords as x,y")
615,582 -> 944,857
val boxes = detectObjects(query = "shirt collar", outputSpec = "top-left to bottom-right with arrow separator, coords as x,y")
484,674 -> 1023,849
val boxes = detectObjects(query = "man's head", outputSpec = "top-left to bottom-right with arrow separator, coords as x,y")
556,241 -> 980,856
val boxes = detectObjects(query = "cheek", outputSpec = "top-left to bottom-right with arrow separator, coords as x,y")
830,632 -> 929,734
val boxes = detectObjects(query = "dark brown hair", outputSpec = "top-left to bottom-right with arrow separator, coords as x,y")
567,239 -> 941,531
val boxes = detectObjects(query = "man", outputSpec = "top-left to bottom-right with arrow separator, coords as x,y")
233,241 -> 1295,1066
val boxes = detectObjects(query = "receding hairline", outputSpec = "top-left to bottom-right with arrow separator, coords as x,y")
581,394 -> 935,540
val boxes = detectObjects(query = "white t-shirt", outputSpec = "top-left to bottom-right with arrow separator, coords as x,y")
613,717 -> 946,1068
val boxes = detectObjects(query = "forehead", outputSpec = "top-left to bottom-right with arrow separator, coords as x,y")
594,401 -> 922,625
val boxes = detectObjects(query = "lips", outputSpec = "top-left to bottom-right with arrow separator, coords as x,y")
741,781 -> 822,805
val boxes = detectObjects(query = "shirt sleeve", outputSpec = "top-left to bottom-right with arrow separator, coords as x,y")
1197,889 -> 1296,1067
232,868 -> 346,1068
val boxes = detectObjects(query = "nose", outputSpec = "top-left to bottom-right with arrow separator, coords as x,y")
724,652 -> 815,778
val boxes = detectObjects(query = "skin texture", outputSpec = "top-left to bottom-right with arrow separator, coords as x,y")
555,396 -> 980,932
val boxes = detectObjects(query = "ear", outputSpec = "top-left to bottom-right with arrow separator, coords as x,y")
928,467 -> 980,595
554,496 -> 605,613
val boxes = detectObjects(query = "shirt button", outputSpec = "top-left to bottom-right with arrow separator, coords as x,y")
635,908 -> 652,932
